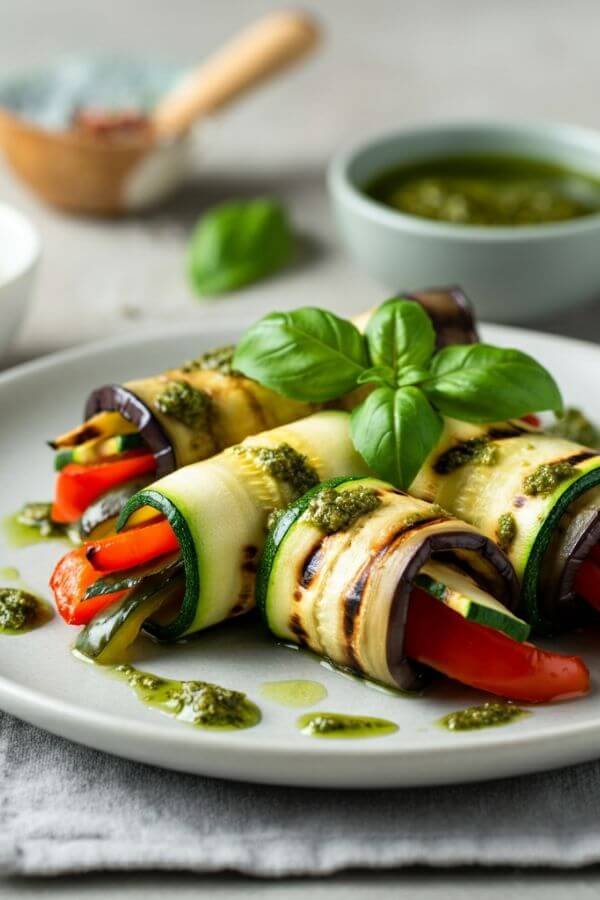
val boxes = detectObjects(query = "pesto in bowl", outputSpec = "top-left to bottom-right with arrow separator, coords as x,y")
364,155 -> 600,227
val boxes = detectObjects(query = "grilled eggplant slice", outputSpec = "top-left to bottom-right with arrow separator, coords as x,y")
257,477 -> 520,692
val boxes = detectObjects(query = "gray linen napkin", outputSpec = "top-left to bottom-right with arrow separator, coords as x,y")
0,709 -> 598,877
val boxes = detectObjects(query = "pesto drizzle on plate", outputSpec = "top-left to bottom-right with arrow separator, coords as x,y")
115,664 -> 260,730
0,587 -> 52,634
298,711 -> 398,739
439,702 -> 528,732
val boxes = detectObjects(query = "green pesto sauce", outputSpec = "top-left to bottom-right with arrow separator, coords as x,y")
434,438 -> 498,475
365,155 -> 600,226
115,664 -> 260,730
154,379 -> 212,429
0,587 -> 52,634
181,345 -> 237,377
439,702 -> 528,732
523,461 -> 578,496
235,442 -> 319,499
549,407 -> 600,447
305,486 -> 381,534
298,711 -> 398,739
0,566 -> 19,580
4,502 -> 72,547
260,679 -> 327,708
497,512 -> 517,551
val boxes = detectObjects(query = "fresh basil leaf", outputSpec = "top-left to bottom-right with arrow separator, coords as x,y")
350,386 -> 443,489
356,365 -> 395,387
187,198 -> 294,296
233,307 -> 368,402
395,366 -> 431,387
424,344 -> 563,423
365,299 -> 436,373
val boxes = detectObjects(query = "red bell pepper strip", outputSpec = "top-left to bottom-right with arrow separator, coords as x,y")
50,519 -> 178,625
51,452 -> 156,523
575,557 -> 600,612
86,519 -> 178,572
405,587 -> 590,702
50,547 -> 126,625
522,414 -> 541,428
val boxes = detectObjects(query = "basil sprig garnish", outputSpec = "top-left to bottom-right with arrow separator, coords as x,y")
233,299 -> 562,488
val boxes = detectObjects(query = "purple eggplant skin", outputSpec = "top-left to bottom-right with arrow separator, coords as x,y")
85,385 -> 175,477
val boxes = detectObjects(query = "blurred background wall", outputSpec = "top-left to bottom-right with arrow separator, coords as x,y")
2,0 -> 599,361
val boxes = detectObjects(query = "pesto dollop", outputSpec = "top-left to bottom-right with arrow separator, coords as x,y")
116,664 -> 260,730
305,486 -> 381,534
154,380 -> 212,430
439,701 -> 527,731
434,438 -> 497,474
235,442 -> 319,498
523,461 -> 577,496
365,155 -> 600,226
497,512 -> 517,551
181,345 -> 237,377
549,407 -> 599,447
0,588 -> 50,634
298,711 -> 398,739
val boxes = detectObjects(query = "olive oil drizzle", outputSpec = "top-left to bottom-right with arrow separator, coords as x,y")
260,679 -> 327,708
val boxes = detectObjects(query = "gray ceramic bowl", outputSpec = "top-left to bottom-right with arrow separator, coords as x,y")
328,121 -> 600,322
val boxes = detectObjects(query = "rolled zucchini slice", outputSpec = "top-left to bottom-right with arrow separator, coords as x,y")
411,418 -> 600,632
257,477 -> 520,692
117,411 -> 371,641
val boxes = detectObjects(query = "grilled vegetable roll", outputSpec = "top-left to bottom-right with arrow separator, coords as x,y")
48,287 -> 477,536
410,417 -> 600,633
257,477 -> 589,701
53,411 -> 371,658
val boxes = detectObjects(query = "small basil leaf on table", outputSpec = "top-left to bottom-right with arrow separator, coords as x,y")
350,386 -> 443,489
365,299 -> 436,372
187,198 -> 294,296
233,307 -> 369,402
423,344 -> 563,423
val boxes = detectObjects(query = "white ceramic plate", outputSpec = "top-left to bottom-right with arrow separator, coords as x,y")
1,322 -> 600,789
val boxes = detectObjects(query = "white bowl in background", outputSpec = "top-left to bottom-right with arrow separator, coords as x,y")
328,121 -> 600,323
0,203 -> 39,360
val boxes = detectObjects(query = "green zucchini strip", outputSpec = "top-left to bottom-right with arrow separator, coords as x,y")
117,412 -> 371,641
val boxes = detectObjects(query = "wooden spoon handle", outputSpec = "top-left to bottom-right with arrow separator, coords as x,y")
153,10 -> 320,138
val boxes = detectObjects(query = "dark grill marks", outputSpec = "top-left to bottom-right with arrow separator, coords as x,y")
237,380 -> 269,432
242,545 -> 259,573
231,545 -> 259,616
290,612 -> 309,645
341,515 -> 449,663
560,450 -> 598,467
49,424 -> 102,449
299,539 -> 326,588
